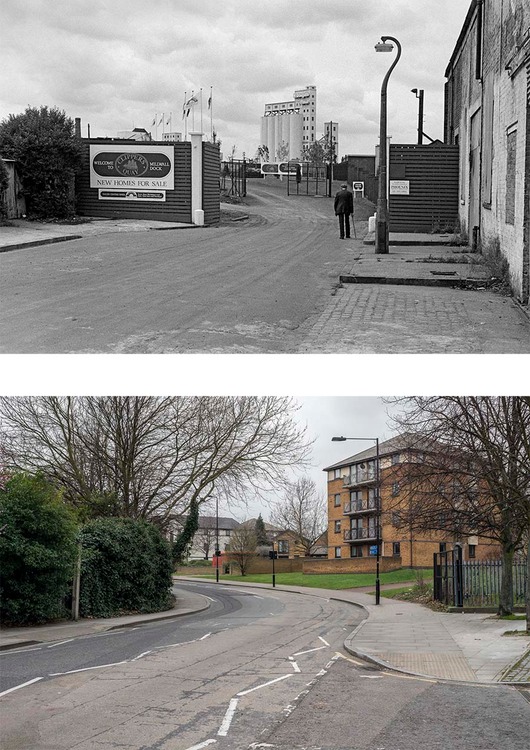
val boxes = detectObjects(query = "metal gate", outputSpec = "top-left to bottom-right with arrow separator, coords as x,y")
433,547 -> 463,607
434,551 -> 527,607
220,159 -> 247,199
287,162 -> 331,197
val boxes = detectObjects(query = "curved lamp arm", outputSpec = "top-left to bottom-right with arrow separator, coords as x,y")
379,36 -> 402,94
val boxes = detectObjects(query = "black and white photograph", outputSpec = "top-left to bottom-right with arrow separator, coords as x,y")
0,0 -> 529,353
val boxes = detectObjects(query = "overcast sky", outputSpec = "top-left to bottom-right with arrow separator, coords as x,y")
1,0 -> 471,158
221,396 -> 398,523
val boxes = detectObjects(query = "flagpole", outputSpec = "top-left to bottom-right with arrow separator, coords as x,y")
200,88 -> 203,135
192,90 -> 195,131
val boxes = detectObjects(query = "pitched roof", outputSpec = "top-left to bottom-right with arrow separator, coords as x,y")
198,516 -> 240,530
323,432 -> 430,471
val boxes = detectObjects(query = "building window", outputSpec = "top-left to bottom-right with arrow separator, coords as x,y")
334,468 -> 341,479
334,493 -> 341,507
391,481 -> 400,497
334,546 -> 342,558
391,453 -> 400,465
392,542 -> 401,557
334,520 -> 341,534
391,511 -> 401,527
278,540 -> 289,554
350,546 -> 363,558
468,544 -> 476,559
505,128 -> 517,225
439,542 -> 446,553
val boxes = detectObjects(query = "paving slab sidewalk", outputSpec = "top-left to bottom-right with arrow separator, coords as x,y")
342,233 -> 494,289
0,216 -> 194,252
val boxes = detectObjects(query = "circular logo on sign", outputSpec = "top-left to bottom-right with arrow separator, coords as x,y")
115,153 -> 149,177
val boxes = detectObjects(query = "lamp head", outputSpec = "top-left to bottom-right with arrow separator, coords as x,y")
411,88 -> 418,94
375,41 -> 394,52
331,436 -> 346,442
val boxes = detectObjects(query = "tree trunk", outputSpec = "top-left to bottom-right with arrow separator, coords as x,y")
498,545 -> 514,616
525,534 -> 530,633
526,536 -> 530,633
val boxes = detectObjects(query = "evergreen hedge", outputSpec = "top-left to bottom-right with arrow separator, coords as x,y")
79,518 -> 173,618
0,474 -> 78,625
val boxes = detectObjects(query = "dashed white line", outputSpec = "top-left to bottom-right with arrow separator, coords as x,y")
237,674 -> 292,696
199,632 -> 212,640
49,661 -> 127,676
318,636 -> 330,646
185,740 -> 217,750
0,677 -> 43,698
293,646 -> 327,656
290,660 -> 301,673
218,697 -> 239,736
47,639 -> 75,649
132,651 -> 152,661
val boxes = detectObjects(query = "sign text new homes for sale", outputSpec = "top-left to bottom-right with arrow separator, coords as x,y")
89,145 -> 175,195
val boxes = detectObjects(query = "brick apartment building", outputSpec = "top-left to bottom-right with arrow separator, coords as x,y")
324,434 -> 498,569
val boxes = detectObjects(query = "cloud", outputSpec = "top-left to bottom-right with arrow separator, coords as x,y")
0,0 -> 471,155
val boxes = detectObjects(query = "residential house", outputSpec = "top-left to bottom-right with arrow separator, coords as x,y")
444,0 -> 530,303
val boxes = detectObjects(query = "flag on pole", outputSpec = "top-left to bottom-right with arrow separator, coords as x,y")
158,114 -> 164,126
151,117 -> 156,126
208,88 -> 212,110
183,93 -> 199,118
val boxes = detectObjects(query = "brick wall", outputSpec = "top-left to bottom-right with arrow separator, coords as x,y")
303,557 -> 402,574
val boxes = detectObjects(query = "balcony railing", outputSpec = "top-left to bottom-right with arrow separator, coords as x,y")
343,471 -> 377,487
343,527 -> 378,542
344,499 -> 377,514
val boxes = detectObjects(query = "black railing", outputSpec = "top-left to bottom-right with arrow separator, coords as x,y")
344,527 -> 377,542
344,499 -> 377,514
433,551 -> 527,607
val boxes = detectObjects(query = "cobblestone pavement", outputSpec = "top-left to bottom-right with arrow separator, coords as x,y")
297,283 -> 530,353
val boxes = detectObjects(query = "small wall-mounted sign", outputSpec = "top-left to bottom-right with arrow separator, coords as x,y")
390,180 -> 410,195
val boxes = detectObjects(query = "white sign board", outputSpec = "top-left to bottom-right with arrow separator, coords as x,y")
89,145 -> 175,191
390,180 -> 410,195
98,189 -> 166,202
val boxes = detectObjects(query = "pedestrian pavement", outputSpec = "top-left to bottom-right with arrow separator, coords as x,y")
2,577 -> 527,685
0,216 -> 194,252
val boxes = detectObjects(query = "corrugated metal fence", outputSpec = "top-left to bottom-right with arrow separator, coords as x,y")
389,143 -> 459,233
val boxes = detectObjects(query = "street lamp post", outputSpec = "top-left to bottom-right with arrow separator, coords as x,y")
215,495 -> 220,583
375,36 -> 402,255
411,88 -> 424,145
332,435 -> 381,604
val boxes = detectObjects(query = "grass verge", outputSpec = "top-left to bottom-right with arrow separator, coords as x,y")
174,568 -> 431,590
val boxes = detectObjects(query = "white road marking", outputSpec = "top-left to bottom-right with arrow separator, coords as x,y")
185,740 -> 217,750
204,596 -> 217,602
49,661 -> 127,676
318,636 -> 330,646
47,639 -> 75,649
293,646 -> 326,656
199,632 -> 212,640
290,660 -> 301,673
0,677 -> 43,697
362,675 -> 382,679
336,652 -> 365,666
316,669 -> 327,677
218,697 -> 239,736
237,674 -> 292,696
132,651 -> 152,661
0,647 -> 42,655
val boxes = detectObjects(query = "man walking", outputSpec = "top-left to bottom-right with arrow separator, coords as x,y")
334,183 -> 354,239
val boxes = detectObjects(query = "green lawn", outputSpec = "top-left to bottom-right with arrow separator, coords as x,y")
175,568 -> 432,590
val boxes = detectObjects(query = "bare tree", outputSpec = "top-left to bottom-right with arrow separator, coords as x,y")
0,397 -> 311,530
270,477 -> 327,556
227,526 -> 257,576
386,397 -> 530,621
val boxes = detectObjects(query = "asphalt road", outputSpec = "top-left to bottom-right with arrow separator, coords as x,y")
0,182 -> 349,353
1,583 -> 528,750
